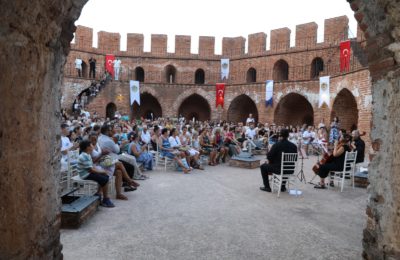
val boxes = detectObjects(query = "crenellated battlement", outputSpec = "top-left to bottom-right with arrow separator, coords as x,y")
72,15 -> 363,58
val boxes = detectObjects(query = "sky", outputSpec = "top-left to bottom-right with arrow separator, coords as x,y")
75,0 -> 358,53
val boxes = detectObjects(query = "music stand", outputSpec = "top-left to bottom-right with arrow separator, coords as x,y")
297,148 -> 307,183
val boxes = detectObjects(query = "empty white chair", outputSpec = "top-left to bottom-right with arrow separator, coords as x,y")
271,153 -> 299,197
330,151 -> 357,192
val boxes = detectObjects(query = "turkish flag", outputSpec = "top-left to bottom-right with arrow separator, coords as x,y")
340,41 -> 351,72
105,54 -> 115,77
216,83 -> 225,108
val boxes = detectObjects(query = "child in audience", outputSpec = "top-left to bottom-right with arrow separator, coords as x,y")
78,140 -> 115,207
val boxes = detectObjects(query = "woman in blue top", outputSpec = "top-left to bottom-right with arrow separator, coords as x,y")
159,128 -> 191,174
129,133 -> 153,171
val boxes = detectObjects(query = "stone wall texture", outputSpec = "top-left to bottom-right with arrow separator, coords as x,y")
0,0 -> 87,259
349,0 -> 400,259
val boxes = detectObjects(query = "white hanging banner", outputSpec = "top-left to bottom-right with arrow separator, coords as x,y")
319,76 -> 330,107
130,80 -> 140,105
221,58 -> 229,80
265,80 -> 274,107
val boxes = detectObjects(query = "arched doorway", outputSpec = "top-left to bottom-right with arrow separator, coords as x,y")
106,102 -> 117,119
274,93 -> 314,126
246,67 -> 257,83
135,67 -> 145,82
311,57 -> 324,78
273,59 -> 289,81
331,88 -> 358,132
227,94 -> 258,123
178,94 -> 211,121
131,93 -> 162,120
195,69 -> 205,84
165,65 -> 176,83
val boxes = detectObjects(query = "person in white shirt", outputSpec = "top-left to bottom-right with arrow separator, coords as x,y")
246,113 -> 255,125
243,123 -> 258,151
75,58 -> 82,77
140,126 -> 151,145
61,123 -> 78,172
113,58 -> 121,80
302,126 -> 314,156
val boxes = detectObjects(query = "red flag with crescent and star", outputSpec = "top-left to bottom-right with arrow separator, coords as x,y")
105,54 -> 115,77
216,83 -> 225,108
340,40 -> 351,72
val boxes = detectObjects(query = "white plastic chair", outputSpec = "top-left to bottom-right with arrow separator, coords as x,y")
330,151 -> 357,192
271,153 -> 299,197
154,144 -> 175,171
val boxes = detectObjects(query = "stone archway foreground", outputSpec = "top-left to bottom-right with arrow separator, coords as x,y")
227,94 -> 259,124
274,93 -> 314,127
178,94 -> 211,121
1,1 -> 400,259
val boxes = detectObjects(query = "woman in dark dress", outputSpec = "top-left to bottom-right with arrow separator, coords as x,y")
314,134 -> 352,189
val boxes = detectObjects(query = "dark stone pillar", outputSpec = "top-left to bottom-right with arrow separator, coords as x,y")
0,0 -> 87,259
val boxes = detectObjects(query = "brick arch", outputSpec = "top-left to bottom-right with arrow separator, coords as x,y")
178,94 -> 211,121
227,94 -> 258,124
135,66 -> 145,82
275,86 -> 317,108
274,93 -> 314,126
165,64 -> 177,83
173,88 -> 214,115
105,102 -> 117,119
330,88 -> 358,132
131,92 -> 162,120
273,59 -> 289,81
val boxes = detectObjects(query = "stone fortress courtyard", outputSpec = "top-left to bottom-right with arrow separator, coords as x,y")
61,155 -> 366,260
2,1 -> 400,260
60,13 -> 372,260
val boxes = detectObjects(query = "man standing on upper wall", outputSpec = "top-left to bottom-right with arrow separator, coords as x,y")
113,58 -> 121,80
89,57 -> 96,78
75,58 -> 82,77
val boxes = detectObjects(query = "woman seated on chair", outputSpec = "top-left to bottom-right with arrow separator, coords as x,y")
89,132 -> 139,200
199,128 -> 218,166
224,127 -> 241,157
150,125 -> 160,151
129,133 -> 153,171
212,128 -> 227,163
78,140 -> 114,207
314,134 -> 352,189
159,128 -> 191,174
179,126 -> 203,169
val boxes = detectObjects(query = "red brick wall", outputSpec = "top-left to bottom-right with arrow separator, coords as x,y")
64,15 -> 371,149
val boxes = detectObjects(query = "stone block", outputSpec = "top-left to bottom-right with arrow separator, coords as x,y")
61,195 -> 99,229
229,158 -> 260,169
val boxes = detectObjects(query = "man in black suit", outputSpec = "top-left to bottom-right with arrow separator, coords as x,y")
260,128 -> 298,192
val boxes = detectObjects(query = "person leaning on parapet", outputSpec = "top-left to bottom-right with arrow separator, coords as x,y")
74,57 -> 82,77
259,128 -> 298,193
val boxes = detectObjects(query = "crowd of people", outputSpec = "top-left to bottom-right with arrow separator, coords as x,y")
60,110 -> 366,207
